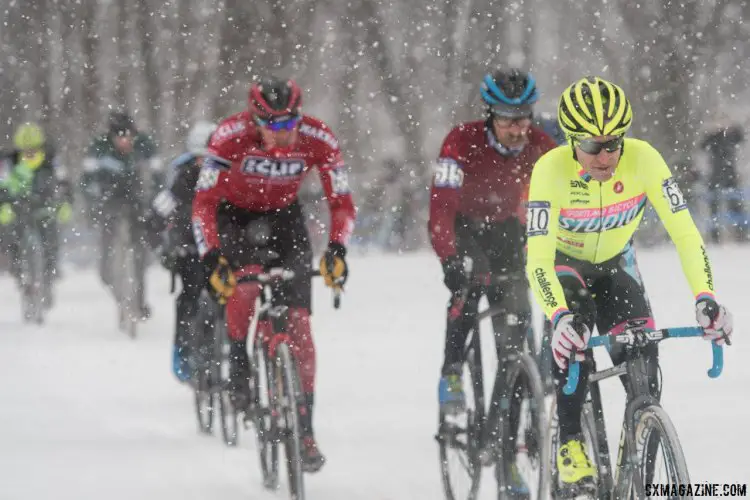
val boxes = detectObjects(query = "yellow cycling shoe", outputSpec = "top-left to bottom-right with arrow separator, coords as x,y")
557,438 -> 597,491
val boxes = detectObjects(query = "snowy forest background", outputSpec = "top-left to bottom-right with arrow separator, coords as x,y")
1,0 -> 749,252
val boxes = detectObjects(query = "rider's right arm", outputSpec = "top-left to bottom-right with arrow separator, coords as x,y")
428,128 -> 465,262
151,153 -> 196,221
191,156 -> 230,258
525,149 -> 570,326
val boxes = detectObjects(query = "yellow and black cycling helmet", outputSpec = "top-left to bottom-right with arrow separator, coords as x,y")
13,122 -> 46,151
558,76 -> 632,139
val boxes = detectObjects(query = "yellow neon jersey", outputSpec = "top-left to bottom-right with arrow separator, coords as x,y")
525,138 -> 716,323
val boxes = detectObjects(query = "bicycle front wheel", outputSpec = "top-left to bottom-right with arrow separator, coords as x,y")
252,335 -> 279,490
275,342 -> 305,500
437,328 -> 484,500
496,352 -> 550,500
629,404 -> 691,499
214,310 -> 239,447
20,227 -> 45,324
193,306 -> 216,435
112,219 -> 138,338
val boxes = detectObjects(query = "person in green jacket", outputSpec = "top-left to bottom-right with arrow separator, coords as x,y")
80,110 -> 163,320
0,122 -> 73,295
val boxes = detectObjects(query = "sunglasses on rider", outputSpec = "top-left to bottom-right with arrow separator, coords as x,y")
254,114 -> 301,132
576,136 -> 624,155
492,115 -> 532,129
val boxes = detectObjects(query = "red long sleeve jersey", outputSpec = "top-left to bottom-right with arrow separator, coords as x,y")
429,121 -> 557,260
192,111 -> 356,256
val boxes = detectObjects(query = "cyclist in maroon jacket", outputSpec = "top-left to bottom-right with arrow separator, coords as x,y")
430,70 -> 557,416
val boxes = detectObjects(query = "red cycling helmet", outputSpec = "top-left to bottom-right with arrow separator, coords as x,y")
248,77 -> 303,121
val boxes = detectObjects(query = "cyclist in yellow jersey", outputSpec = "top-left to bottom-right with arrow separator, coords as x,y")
525,76 -> 734,495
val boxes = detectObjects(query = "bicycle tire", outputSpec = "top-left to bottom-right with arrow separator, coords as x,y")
122,222 -> 139,339
495,352 -> 550,499
214,309 -> 239,447
548,398 -> 603,499
252,335 -> 280,490
20,225 -> 45,324
438,328 -> 483,500
276,342 -> 305,500
111,219 -> 138,338
194,373 -> 214,434
193,304 -> 216,435
627,404 -> 691,499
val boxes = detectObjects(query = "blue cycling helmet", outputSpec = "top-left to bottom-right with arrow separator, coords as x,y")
480,69 -> 538,119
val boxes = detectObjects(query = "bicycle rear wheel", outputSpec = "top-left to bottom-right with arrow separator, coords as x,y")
438,328 -> 484,500
252,335 -> 280,490
275,342 -> 305,500
548,397 -> 604,499
629,404 -> 691,499
496,352 -> 550,499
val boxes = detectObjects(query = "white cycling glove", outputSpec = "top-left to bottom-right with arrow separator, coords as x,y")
696,299 -> 733,345
552,313 -> 591,370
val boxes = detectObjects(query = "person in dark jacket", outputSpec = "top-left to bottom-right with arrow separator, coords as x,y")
80,110 -> 163,319
146,120 -> 217,382
700,119 -> 748,243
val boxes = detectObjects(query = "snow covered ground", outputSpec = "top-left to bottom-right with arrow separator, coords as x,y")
0,245 -> 748,499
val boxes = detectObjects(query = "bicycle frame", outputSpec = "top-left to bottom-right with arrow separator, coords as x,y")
563,326 -> 724,497
458,272 -> 537,441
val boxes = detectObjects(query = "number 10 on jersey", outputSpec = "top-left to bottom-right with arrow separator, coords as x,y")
527,201 -> 551,236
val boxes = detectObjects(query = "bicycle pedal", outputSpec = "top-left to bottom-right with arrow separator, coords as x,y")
557,481 -> 597,500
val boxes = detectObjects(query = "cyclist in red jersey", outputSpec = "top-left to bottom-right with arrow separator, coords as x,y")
430,69 -> 557,415
192,77 -> 355,472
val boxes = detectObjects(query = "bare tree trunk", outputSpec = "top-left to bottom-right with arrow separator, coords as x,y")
95,0 -> 119,117
0,4 -> 22,141
136,0 -> 161,131
81,0 -> 101,131
190,0 -> 225,122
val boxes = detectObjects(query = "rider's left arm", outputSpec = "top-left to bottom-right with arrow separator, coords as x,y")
642,144 -> 716,301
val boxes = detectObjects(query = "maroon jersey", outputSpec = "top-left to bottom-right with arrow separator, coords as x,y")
429,120 -> 556,260
192,111 -> 356,256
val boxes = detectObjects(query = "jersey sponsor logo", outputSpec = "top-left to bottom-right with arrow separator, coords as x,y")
570,198 -> 588,205
213,121 -> 245,141
662,177 -> 687,213
527,200 -> 550,236
433,158 -> 464,188
701,245 -> 714,291
556,235 -> 584,248
195,166 -> 220,191
559,193 -> 646,233
241,157 -> 305,178
570,180 -> 589,190
330,167 -> 350,194
298,123 -> 339,150
534,268 -> 558,308
614,181 -> 624,193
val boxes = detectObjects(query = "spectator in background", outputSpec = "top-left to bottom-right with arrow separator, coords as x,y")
375,158 -> 408,252
673,153 -> 702,214
700,115 -> 748,243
